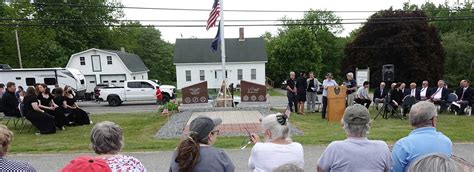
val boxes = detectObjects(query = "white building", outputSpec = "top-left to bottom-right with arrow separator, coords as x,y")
66,48 -> 149,94
174,37 -> 267,89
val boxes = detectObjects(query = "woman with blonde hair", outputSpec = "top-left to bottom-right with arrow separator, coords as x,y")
62,85 -> 91,125
248,114 -> 304,171
0,124 -> 37,171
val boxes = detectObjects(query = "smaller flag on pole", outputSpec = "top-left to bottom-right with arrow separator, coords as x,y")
206,0 -> 220,30
211,23 -> 220,52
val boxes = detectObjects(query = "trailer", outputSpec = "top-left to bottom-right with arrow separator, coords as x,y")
0,66 -> 87,98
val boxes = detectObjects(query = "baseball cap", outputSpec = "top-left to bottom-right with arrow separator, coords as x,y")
343,104 -> 370,125
189,116 -> 222,140
61,156 -> 112,172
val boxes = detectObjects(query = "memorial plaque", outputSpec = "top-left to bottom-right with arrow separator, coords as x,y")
240,80 -> 267,102
182,81 -> 208,104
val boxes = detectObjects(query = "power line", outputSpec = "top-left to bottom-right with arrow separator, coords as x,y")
0,17 -> 473,28
2,15 -> 474,23
27,2 -> 474,13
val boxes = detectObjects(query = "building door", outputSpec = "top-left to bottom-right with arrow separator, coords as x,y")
85,75 -> 97,93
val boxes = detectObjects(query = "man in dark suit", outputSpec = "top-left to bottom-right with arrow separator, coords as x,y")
0,82 -> 20,117
373,82 -> 387,110
419,80 -> 432,101
404,82 -> 421,101
430,80 -> 449,113
453,80 -> 473,115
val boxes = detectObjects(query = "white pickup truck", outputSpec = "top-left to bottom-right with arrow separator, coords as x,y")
97,80 -> 176,106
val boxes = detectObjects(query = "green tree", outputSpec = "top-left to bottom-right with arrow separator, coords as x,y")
266,27 -> 322,86
441,31 -> 474,85
342,9 -> 445,87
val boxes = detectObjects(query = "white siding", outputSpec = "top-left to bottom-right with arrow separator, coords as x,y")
67,50 -> 132,92
175,62 -> 266,89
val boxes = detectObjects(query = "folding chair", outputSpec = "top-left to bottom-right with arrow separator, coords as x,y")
401,96 -> 416,116
374,95 -> 393,120
446,93 -> 458,114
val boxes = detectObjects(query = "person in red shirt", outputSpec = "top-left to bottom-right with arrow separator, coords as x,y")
156,86 -> 163,105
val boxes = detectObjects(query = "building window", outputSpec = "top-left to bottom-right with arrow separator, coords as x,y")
15,77 -> 21,80
214,71 -> 217,79
225,71 -> 228,78
25,78 -> 36,86
200,70 -> 205,81
44,78 -> 56,85
238,69 -> 243,80
251,69 -> 256,80
107,56 -> 112,65
80,57 -> 85,65
185,70 -> 191,82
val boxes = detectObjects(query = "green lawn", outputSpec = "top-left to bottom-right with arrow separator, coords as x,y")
2,110 -> 473,154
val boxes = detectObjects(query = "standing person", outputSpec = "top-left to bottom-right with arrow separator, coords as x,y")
296,72 -> 308,115
373,82 -> 387,110
344,72 -> 357,106
0,124 -> 37,171
317,105 -> 391,172
22,87 -> 56,134
306,71 -> 321,113
63,86 -> 91,126
355,81 -> 372,109
249,114 -> 304,171
286,72 -> 298,112
321,73 -> 338,119
155,86 -> 163,105
0,82 -> 20,117
0,83 -> 5,99
170,116 -> 235,172
37,84 -> 67,130
391,101 -> 452,172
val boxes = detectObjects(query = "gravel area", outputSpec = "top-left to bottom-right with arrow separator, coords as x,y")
155,105 -> 304,139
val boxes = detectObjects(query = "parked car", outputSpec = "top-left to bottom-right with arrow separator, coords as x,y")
97,80 -> 176,106
280,80 -> 323,94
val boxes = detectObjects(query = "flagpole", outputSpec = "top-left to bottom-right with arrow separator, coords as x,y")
219,0 -> 227,107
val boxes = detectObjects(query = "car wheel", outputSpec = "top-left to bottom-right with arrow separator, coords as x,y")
163,94 -> 171,103
108,97 -> 120,107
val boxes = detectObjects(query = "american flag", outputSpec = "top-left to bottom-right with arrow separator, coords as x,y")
206,0 -> 220,30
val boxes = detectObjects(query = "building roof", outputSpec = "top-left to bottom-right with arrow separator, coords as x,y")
100,49 -> 149,73
173,37 -> 267,64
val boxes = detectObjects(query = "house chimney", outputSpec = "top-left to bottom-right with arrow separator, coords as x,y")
120,47 -> 125,52
239,27 -> 245,41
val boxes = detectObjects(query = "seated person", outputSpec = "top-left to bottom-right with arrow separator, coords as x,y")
170,116 -> 235,171
355,81 -> 372,109
373,82 -> 387,109
389,83 -> 404,113
419,81 -> 432,101
0,124 -> 37,171
0,82 -> 20,117
391,101 -> 452,172
407,153 -> 459,172
402,83 -> 420,116
249,114 -> 304,171
23,87 -> 56,134
452,80 -> 473,115
317,105 -> 390,172
0,83 -> 5,99
405,82 -> 421,101
37,84 -> 67,130
62,86 -> 91,126
429,80 -> 449,113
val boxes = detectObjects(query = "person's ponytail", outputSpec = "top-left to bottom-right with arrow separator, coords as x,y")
175,131 -> 201,171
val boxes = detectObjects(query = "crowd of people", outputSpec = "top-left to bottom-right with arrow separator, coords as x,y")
284,71 -> 474,118
0,82 -> 91,134
0,102 -> 463,171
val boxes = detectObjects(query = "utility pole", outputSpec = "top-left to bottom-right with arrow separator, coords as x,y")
15,29 -> 23,68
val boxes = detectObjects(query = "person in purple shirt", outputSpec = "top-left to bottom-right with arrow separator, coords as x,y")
391,101 -> 452,172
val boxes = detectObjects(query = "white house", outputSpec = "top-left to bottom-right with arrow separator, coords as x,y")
66,48 -> 149,94
174,37 -> 267,89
